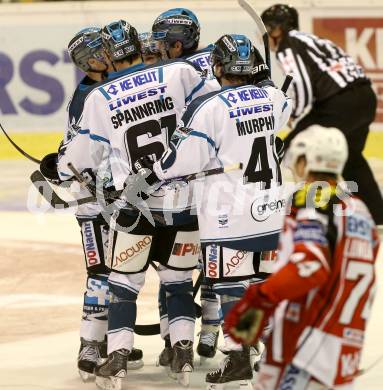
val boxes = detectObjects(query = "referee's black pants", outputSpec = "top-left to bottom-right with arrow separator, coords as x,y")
284,81 -> 383,225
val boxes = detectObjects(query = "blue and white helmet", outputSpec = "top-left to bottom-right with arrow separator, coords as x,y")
102,20 -> 140,62
211,34 -> 258,76
138,32 -> 161,55
67,27 -> 104,72
152,8 -> 200,51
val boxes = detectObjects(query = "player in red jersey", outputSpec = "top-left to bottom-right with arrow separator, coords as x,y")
225,125 -> 380,389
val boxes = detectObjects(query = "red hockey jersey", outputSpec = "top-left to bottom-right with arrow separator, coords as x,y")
261,183 -> 380,387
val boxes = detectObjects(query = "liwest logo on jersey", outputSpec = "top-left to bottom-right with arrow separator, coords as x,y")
108,85 -> 168,111
221,87 -> 269,107
229,103 -> 273,119
101,69 -> 158,99
82,222 -> 101,267
206,244 -> 219,278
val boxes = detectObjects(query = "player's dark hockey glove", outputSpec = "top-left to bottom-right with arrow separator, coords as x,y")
275,136 -> 285,163
133,156 -> 160,186
40,153 -> 62,185
225,284 -> 275,345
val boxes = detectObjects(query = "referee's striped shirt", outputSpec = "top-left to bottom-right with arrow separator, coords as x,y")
276,30 -> 368,119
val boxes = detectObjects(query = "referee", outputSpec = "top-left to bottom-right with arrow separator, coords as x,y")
262,4 -> 383,224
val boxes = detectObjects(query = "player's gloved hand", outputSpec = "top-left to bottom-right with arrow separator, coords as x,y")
40,153 -> 62,185
133,156 -> 160,186
224,284 -> 275,345
275,136 -> 285,163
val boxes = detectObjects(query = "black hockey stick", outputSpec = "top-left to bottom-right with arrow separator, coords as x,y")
30,163 -> 243,209
135,269 -> 204,336
238,0 -> 271,77
281,74 -> 293,93
0,121 -> 41,164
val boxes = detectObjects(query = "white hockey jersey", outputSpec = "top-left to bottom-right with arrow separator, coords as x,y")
153,83 -> 292,250
58,60 -> 218,216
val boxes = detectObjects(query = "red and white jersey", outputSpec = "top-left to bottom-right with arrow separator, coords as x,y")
261,183 -> 380,388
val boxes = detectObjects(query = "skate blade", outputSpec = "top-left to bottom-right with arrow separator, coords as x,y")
177,370 -> 191,387
79,369 -> 95,382
127,359 -> 144,370
95,374 -> 125,390
206,380 -> 252,390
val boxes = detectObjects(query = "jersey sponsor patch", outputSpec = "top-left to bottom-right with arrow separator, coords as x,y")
167,230 -> 200,269
293,221 -> 327,245
82,221 -> 101,267
206,244 -> 220,278
110,233 -> 152,273
222,248 -> 251,277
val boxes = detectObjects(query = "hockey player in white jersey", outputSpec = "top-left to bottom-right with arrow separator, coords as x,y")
57,20 -> 217,389
152,8 -> 223,363
51,27 -> 144,381
136,34 -> 292,388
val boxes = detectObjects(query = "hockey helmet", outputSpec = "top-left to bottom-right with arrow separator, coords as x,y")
138,32 -> 161,56
102,20 -> 141,62
285,125 -> 348,179
67,27 -> 104,72
211,34 -> 257,76
261,4 -> 299,33
152,8 -> 200,51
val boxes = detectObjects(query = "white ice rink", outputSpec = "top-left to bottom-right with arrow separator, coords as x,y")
0,161 -> 383,390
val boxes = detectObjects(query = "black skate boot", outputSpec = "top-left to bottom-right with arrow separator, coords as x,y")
127,347 -> 144,370
78,338 -> 107,382
156,335 -> 173,367
95,349 -> 128,390
170,340 -> 194,387
206,346 -> 253,389
197,325 -> 219,364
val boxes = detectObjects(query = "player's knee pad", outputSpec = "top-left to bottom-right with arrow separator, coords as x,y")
83,274 -> 109,317
108,271 -> 145,301
79,216 -> 110,274
203,244 -> 261,283
158,266 -> 193,295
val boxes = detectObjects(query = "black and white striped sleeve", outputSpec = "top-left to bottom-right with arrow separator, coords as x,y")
277,48 -> 313,119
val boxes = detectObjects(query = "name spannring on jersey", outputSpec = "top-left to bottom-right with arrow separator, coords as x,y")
82,221 -> 101,267
251,196 -> 286,222
222,36 -> 236,52
111,96 -> 174,129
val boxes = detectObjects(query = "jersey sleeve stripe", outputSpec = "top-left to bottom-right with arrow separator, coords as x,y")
97,87 -> 112,101
189,130 -> 216,149
185,78 -> 206,103
89,133 -> 110,144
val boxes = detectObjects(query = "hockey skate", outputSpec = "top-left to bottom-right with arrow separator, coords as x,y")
206,347 -> 253,389
78,338 -> 107,382
95,349 -> 128,390
197,325 -> 219,365
127,347 -> 144,370
250,340 -> 265,372
156,336 -> 173,367
170,340 -> 194,387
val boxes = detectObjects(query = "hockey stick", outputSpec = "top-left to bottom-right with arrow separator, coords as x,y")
0,121 -> 41,164
30,163 -> 243,209
281,74 -> 293,93
135,270 -> 204,336
238,0 -> 271,77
